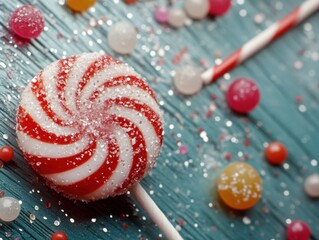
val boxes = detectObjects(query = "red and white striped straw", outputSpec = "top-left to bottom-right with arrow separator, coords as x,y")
201,0 -> 319,85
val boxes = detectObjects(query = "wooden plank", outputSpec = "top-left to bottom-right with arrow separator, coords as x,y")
0,0 -> 318,239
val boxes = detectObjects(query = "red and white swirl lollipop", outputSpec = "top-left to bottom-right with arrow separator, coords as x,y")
16,52 -> 182,239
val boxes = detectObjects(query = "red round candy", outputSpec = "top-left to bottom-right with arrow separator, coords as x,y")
265,142 -> 288,165
9,5 -> 45,39
51,231 -> 68,240
286,221 -> 311,240
226,78 -> 260,114
209,0 -> 231,16
0,146 -> 14,162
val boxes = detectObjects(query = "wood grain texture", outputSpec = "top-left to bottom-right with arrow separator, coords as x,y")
0,0 -> 319,239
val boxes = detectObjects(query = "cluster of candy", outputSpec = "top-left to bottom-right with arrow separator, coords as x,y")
219,77 -> 319,240
67,0 -> 138,55
175,68 -> 317,220
8,0 -> 230,56
217,141 -> 318,240
209,76 -> 318,240
0,181 -> 66,238
0,146 -> 20,223
9,3 -> 137,55
155,0 -> 231,28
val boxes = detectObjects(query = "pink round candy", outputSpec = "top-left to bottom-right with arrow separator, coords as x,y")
9,5 -> 45,39
226,78 -> 260,114
154,6 -> 169,24
209,0 -> 231,16
286,221 -> 311,240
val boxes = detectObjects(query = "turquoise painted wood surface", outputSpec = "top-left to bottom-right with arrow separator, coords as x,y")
0,0 -> 319,239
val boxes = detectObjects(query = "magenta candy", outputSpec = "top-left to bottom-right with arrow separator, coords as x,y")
286,221 -> 311,240
226,78 -> 260,114
9,5 -> 45,39
209,0 -> 231,16
154,6 -> 169,24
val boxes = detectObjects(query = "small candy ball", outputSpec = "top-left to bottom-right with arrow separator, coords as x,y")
226,78 -> 260,114
108,22 -> 137,54
51,231 -> 68,240
0,197 -> 21,222
9,5 -> 44,39
0,146 -> 14,163
168,8 -> 187,28
173,65 -> 203,95
185,0 -> 209,20
155,6 -> 169,24
265,142 -> 288,165
304,174 -> 319,198
209,0 -> 231,16
218,162 -> 262,210
67,0 -> 96,12
286,221 -> 311,240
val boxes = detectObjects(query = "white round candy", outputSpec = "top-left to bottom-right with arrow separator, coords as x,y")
168,9 -> 187,28
108,22 -> 137,54
173,65 -> 203,95
184,0 -> 209,20
0,197 -> 21,222
304,174 -> 319,198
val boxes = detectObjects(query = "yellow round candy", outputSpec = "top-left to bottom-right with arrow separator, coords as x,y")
67,0 -> 96,12
217,162 -> 262,210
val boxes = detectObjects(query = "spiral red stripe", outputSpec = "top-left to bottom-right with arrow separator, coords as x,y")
113,116 -> 148,194
89,75 -> 157,102
105,98 -> 163,145
25,140 -> 97,175
77,55 -> 120,96
17,106 -> 80,144
31,72 -> 67,126
56,56 -> 77,115
55,138 -> 120,196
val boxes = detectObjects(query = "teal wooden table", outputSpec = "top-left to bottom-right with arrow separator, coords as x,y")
0,0 -> 319,239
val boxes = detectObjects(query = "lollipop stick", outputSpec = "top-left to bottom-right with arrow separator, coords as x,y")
201,0 -> 319,85
130,183 -> 183,240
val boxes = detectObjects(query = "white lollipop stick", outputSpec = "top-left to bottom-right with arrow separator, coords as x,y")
201,0 -> 319,85
130,183 -> 183,240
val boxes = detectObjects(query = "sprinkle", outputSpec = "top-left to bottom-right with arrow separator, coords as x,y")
179,145 -> 188,155
254,13 -> 265,24
29,214 -> 36,221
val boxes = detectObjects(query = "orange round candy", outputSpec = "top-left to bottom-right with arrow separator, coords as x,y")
67,0 -> 96,12
265,142 -> 288,165
217,162 -> 262,210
